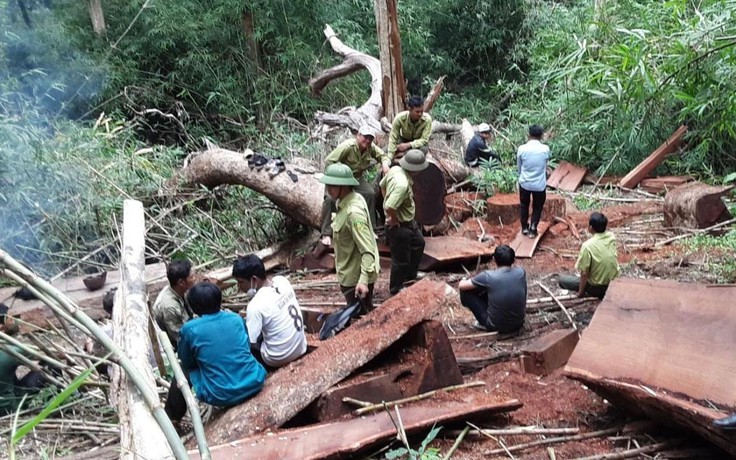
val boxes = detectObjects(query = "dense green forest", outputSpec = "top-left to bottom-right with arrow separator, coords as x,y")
1,0 -> 736,273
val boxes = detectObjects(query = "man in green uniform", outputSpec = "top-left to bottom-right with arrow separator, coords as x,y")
321,126 -> 390,246
319,163 -> 380,313
388,96 -> 432,160
380,149 -> 428,295
558,212 -> 620,298
152,259 -> 196,350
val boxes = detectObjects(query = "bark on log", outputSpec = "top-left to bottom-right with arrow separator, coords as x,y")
564,277 -> 736,457
663,182 -> 733,232
112,200 -> 173,459
423,75 -> 446,112
374,0 -> 406,121
203,280 -> 456,444
168,148 -> 324,230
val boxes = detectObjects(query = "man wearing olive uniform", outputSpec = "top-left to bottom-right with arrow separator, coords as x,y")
380,149 -> 428,295
321,126 -> 390,245
388,96 -> 432,160
319,163 -> 380,313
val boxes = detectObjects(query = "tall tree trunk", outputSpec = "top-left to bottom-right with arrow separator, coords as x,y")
88,0 -> 106,36
374,0 -> 406,121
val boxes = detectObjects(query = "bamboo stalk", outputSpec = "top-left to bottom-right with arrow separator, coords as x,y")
443,425 -> 470,460
354,381 -> 486,415
0,331 -> 67,370
536,282 -> 578,331
484,426 -> 623,456
0,343 -> 66,387
0,249 -> 188,459
450,426 -> 580,436
572,439 -> 680,460
342,397 -> 372,407
158,330 -> 211,460
655,217 -> 736,247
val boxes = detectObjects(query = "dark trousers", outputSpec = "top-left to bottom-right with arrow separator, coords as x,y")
519,186 -> 546,229
340,283 -> 375,314
558,275 -> 609,299
164,371 -> 193,421
460,289 -> 496,331
386,222 -> 425,294
321,179 -> 376,237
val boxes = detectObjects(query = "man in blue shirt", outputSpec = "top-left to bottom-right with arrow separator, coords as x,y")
517,124 -> 550,238
164,282 -> 266,421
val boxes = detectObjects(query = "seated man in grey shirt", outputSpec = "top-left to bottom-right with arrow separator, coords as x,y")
458,245 -> 527,333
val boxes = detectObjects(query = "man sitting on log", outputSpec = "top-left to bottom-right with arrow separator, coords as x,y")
558,212 -> 620,299
231,255 -> 307,369
153,259 -> 196,350
464,123 -> 500,167
165,282 -> 266,421
388,96 -> 432,160
319,163 -> 380,314
320,125 -> 390,247
458,245 -> 527,333
380,150 -> 427,296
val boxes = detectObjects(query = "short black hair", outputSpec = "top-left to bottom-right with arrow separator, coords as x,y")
528,124 -> 544,139
232,254 -> 266,280
166,260 -> 192,286
0,303 -> 8,325
493,245 -> 515,266
589,212 -> 608,233
407,96 -> 424,109
186,282 -> 222,316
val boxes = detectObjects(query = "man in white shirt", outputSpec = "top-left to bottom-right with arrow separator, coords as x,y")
517,124 -> 551,238
232,255 -> 307,368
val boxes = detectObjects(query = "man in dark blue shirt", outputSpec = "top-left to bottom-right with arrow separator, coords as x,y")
464,123 -> 500,167
457,245 -> 527,333
164,282 -> 266,421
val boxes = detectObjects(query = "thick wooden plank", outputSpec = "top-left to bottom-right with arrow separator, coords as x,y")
639,175 -> 693,194
419,236 -> 496,270
520,328 -> 579,376
203,280 -> 456,444
191,399 -> 522,460
547,161 -> 587,192
508,222 -> 550,258
619,125 -> 688,189
1,263 -> 168,326
564,278 -> 736,456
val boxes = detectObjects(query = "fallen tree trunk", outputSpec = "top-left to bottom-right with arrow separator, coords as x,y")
564,277 -> 736,456
168,148 -> 324,229
191,399 -> 521,460
112,200 -> 174,459
203,280 -> 456,444
663,182 -> 733,232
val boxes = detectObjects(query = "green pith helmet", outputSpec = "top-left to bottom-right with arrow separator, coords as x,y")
319,163 -> 359,186
399,149 -> 429,172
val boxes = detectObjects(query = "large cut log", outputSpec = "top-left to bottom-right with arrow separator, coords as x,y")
487,193 -> 566,226
168,147 -> 324,229
112,200 -> 173,459
203,279 -> 456,444
564,277 -> 736,456
663,182 -> 733,232
373,0 -> 405,121
191,399 -> 522,460
618,125 -> 688,189
305,320 -> 463,422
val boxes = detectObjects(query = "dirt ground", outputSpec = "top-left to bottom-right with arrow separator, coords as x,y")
290,189 -> 729,459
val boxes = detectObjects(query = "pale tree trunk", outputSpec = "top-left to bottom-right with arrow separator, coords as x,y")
168,148 -> 324,229
88,0 -> 106,36
112,200 -> 173,459
374,0 -> 406,121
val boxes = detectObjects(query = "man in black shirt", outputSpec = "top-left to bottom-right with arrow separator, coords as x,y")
464,123 -> 500,167
458,245 -> 527,333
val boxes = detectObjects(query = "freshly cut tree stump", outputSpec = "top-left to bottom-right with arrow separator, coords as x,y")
663,182 -> 733,232
486,193 -> 566,225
